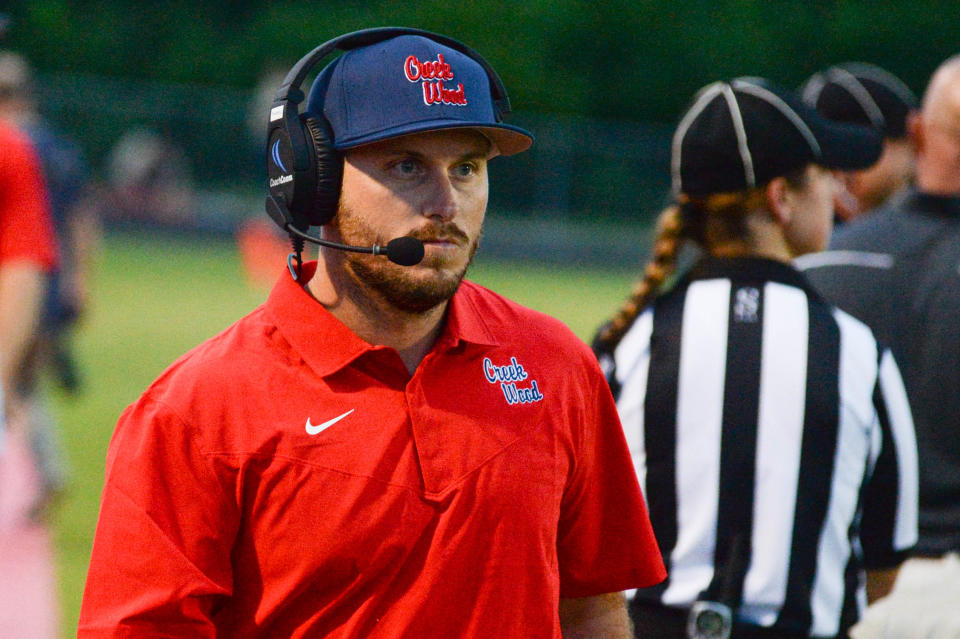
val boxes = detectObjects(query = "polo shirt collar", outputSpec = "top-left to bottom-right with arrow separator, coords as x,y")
437,281 -> 499,349
264,262 -> 498,378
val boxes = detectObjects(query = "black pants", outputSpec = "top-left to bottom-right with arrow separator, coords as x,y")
629,598 -> 834,639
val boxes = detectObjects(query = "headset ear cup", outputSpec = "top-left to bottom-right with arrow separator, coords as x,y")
302,114 -> 343,226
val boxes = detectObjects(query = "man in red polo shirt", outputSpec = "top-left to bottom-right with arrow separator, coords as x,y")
79,29 -> 665,638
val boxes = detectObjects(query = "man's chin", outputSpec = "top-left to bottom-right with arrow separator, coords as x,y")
349,258 -> 468,315
380,277 -> 466,314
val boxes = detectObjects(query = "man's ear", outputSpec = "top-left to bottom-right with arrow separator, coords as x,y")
763,176 -> 792,225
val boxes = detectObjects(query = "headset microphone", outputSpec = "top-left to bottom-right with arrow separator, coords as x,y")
266,196 -> 425,277
285,223 -> 426,266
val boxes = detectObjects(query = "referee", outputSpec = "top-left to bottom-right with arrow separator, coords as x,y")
593,77 -> 919,639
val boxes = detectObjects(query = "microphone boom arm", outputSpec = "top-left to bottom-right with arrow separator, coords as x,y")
266,196 -> 425,274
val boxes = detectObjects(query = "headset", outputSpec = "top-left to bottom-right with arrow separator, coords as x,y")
265,26 -> 515,233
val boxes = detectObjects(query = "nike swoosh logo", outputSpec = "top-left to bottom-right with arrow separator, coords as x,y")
305,409 -> 355,435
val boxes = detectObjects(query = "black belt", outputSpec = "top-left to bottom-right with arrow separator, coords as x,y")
628,598 -> 831,639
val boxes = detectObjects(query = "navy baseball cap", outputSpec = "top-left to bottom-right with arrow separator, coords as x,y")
801,62 -> 918,139
672,77 -> 883,196
306,34 -> 533,156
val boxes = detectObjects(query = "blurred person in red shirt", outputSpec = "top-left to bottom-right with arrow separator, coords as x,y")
0,117 -> 60,639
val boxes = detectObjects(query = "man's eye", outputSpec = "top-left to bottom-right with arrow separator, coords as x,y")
453,162 -> 477,177
394,159 -> 420,175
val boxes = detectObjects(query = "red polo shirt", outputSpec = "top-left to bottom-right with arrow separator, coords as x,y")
79,263 -> 665,638
0,121 -> 58,270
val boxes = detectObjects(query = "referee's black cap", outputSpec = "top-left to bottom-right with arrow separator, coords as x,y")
672,77 -> 883,196
801,63 -> 917,139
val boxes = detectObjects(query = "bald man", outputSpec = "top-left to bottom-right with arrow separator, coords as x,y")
799,56 -> 960,638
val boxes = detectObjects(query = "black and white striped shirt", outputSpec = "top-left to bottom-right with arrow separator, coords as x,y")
595,257 -> 918,638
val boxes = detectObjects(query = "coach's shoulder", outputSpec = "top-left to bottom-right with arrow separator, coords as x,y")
457,280 -> 585,349
135,305 -> 276,413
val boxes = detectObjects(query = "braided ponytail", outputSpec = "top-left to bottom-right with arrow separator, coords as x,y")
596,182 -> 778,353
595,202 -> 690,351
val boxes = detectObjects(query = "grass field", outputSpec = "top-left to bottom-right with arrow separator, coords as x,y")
47,228 -> 639,636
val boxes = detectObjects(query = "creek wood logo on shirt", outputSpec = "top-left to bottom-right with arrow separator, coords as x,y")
483,356 -> 544,405
403,53 -> 468,107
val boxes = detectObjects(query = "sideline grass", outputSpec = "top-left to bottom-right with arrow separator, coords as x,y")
49,229 -> 639,635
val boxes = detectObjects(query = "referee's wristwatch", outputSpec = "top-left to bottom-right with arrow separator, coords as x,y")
686,601 -> 732,639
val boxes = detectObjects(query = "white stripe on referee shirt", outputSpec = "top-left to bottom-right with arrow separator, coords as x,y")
793,250 -> 894,271
809,311 -> 879,636
663,279 -> 730,607
877,350 -> 919,550
614,309 -> 655,603
615,309 -> 655,495
740,283 -> 808,627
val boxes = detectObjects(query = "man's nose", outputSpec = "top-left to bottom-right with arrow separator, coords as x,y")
421,172 -> 459,221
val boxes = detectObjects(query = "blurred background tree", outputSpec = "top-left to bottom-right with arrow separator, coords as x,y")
6,0 -> 952,119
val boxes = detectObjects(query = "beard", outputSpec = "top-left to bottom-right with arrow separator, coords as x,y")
332,203 -> 480,315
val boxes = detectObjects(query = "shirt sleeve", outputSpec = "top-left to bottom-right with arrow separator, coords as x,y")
0,124 -> 58,270
860,348 -> 919,568
556,354 -> 666,598
78,395 -> 240,637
